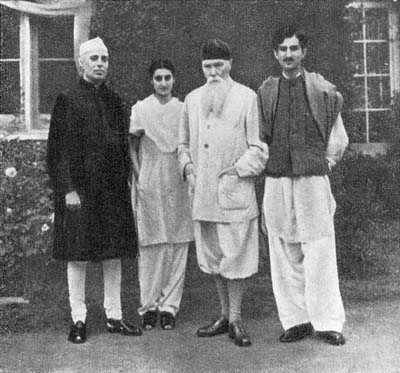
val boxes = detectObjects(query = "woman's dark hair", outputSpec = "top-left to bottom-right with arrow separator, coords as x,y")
272,25 -> 308,51
148,59 -> 175,77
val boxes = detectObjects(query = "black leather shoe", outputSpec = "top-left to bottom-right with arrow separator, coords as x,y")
279,322 -> 313,343
142,311 -> 158,330
68,321 -> 86,344
228,320 -> 252,347
315,330 -> 346,346
106,318 -> 142,336
160,311 -> 175,330
197,316 -> 229,337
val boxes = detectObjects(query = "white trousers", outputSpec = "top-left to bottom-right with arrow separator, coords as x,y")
194,219 -> 259,279
268,234 -> 345,332
67,259 -> 122,323
138,242 -> 188,316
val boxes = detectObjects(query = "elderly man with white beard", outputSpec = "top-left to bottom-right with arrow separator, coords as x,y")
178,39 -> 268,347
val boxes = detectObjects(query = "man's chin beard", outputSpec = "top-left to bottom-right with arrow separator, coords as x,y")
201,79 -> 229,118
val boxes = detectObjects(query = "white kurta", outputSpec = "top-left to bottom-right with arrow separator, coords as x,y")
263,114 -> 348,242
130,95 -> 193,247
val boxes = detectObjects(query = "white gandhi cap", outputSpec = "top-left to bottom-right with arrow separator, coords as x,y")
79,37 -> 108,57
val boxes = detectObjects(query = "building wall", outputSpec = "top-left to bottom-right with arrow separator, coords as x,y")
91,0 -> 352,106
1,0 -> 399,146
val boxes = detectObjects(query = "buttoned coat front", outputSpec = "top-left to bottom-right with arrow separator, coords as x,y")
47,79 -> 137,261
178,79 -> 268,223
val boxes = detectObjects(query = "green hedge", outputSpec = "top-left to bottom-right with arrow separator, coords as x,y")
0,140 -> 53,296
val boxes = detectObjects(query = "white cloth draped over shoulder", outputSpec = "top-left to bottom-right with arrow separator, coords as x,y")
131,95 -> 182,153
129,95 -> 193,247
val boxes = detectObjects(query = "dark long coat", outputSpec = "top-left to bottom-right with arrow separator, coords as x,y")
47,78 -> 137,261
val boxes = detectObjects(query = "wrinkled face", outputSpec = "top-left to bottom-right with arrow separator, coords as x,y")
152,68 -> 174,98
202,59 -> 232,82
274,35 -> 306,74
79,51 -> 109,84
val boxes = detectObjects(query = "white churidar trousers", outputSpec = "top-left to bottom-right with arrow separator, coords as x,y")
138,242 -> 188,316
67,259 -> 122,323
268,234 -> 345,332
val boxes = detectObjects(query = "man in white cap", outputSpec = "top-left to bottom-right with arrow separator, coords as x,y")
47,37 -> 142,343
178,39 -> 268,347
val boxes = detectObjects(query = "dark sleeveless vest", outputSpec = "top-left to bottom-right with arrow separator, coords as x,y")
257,70 -> 343,177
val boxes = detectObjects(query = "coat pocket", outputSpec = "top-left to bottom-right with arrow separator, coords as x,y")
217,175 -> 254,210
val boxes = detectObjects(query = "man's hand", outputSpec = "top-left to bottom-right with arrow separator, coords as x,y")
65,191 -> 81,210
185,163 -> 196,190
187,174 -> 196,190
218,166 -> 239,178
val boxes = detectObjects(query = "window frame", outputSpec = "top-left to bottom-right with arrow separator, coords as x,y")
347,1 -> 400,146
0,6 -> 92,140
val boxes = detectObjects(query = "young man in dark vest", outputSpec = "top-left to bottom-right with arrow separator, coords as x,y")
258,25 -> 348,346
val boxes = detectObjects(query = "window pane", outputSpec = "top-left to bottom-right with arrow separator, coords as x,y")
39,61 -> 77,115
350,43 -> 364,75
343,111 -> 367,143
36,16 -> 74,58
0,62 -> 20,114
0,5 -> 19,59
367,77 -> 391,108
353,78 -> 366,110
365,8 -> 388,40
347,8 -> 363,40
367,43 -> 389,74
369,111 -> 391,142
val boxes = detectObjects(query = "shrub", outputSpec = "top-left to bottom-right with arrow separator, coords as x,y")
0,139 -> 53,296
332,155 -> 392,278
332,93 -> 400,278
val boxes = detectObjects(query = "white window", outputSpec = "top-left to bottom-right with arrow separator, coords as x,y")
0,1 -> 92,140
347,1 -> 400,144
0,5 -> 21,125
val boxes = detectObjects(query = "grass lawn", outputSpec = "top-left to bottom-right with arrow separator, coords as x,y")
1,219 -> 400,336
0,220 -> 400,372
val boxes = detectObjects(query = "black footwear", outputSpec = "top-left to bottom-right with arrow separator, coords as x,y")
68,321 -> 86,344
279,322 -> 313,343
196,316 -> 229,337
142,311 -> 158,330
160,311 -> 175,330
228,320 -> 252,347
106,318 -> 142,336
315,330 -> 346,346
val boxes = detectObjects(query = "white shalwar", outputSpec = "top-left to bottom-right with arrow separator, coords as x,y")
263,115 -> 348,332
130,95 -> 193,316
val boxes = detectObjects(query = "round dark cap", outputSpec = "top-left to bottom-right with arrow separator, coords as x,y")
201,39 -> 231,60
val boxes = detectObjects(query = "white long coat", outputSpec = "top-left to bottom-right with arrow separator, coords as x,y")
178,78 -> 268,223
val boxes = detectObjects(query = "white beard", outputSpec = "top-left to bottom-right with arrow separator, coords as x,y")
200,77 -> 229,118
